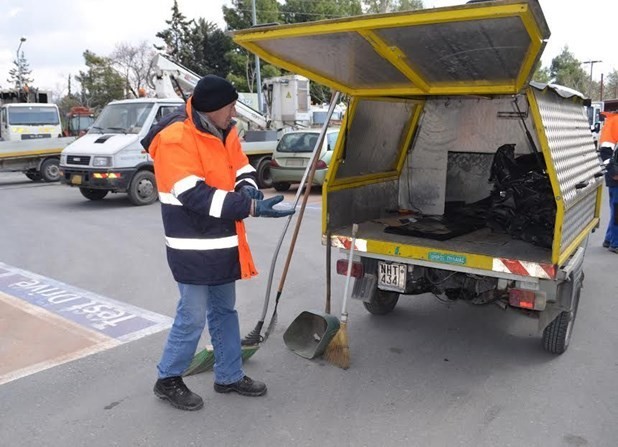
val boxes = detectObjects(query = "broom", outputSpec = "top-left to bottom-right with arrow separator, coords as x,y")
323,223 -> 358,370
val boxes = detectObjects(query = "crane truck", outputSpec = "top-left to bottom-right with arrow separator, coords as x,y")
59,54 -> 310,205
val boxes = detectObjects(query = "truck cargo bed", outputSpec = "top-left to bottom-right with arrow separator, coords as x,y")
335,220 -> 552,264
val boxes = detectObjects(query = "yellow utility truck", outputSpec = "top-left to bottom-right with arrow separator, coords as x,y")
233,0 -> 603,353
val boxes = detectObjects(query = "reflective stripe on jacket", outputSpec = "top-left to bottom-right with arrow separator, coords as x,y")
149,98 -> 258,285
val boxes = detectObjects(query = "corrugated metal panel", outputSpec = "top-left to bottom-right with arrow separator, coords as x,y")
534,88 -> 600,208
561,193 -> 596,251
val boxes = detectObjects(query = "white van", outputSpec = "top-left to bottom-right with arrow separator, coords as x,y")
59,98 -> 183,205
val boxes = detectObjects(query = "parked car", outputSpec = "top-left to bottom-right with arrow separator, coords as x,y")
270,128 -> 340,191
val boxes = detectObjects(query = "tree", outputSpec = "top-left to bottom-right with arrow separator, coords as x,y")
110,41 -> 156,97
549,47 -> 588,95
75,50 -> 125,111
7,51 -> 34,90
364,0 -> 423,13
605,69 -> 618,100
532,62 -> 551,84
155,0 -> 194,63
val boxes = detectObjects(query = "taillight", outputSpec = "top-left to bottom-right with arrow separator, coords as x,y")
336,259 -> 364,278
270,159 -> 280,168
508,288 -> 546,311
315,160 -> 328,169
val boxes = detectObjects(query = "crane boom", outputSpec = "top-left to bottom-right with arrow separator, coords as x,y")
152,53 -> 269,130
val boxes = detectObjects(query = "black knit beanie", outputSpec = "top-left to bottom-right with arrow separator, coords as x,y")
192,75 -> 239,112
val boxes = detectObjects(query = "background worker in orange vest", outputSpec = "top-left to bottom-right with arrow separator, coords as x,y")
142,75 -> 295,411
598,112 -> 618,252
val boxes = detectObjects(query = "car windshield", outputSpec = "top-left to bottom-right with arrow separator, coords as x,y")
278,131 -> 339,153
89,102 -> 154,134
8,106 -> 60,125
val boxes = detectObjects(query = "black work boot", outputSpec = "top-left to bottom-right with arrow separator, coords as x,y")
214,375 -> 267,396
154,376 -> 204,411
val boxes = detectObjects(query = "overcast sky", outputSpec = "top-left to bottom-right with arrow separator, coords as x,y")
0,0 -> 614,97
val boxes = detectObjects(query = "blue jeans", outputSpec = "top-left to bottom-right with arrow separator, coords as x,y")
605,187 -> 618,248
157,282 -> 244,385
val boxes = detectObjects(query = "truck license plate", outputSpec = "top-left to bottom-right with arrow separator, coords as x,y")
71,175 -> 82,185
378,262 -> 407,292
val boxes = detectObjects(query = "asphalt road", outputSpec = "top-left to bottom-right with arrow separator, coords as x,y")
0,173 -> 617,447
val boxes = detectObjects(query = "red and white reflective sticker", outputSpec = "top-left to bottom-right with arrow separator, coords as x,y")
329,235 -> 367,252
493,258 -> 555,279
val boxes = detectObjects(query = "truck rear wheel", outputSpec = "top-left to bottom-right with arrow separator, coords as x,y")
256,157 -> 272,189
128,170 -> 157,206
80,188 -> 108,201
40,158 -> 60,182
363,289 -> 400,315
542,276 -> 582,354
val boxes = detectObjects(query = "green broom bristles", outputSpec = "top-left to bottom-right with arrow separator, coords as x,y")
183,344 -> 260,376
322,322 -> 349,370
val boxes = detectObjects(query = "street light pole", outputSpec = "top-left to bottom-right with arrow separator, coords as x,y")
582,59 -> 602,99
16,36 -> 27,92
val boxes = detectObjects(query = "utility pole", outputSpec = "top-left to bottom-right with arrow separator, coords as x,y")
16,36 -> 26,93
582,60 -> 602,99
251,0 -> 263,113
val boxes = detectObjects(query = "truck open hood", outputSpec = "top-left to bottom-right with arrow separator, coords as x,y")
61,133 -> 141,156
233,0 -> 549,96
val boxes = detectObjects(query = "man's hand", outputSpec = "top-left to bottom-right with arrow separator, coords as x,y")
251,195 -> 295,218
239,185 -> 264,201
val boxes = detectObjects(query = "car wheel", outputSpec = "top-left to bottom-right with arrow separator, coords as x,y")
273,182 -> 291,192
256,157 -> 272,189
128,170 -> 158,206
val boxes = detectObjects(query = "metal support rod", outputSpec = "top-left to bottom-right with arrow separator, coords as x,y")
251,0 -> 263,113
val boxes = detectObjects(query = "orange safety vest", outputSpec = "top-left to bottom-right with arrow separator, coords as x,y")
150,99 -> 257,284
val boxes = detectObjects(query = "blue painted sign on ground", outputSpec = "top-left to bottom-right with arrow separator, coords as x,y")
0,262 -> 172,342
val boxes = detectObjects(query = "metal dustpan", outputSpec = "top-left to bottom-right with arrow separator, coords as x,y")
283,311 -> 340,359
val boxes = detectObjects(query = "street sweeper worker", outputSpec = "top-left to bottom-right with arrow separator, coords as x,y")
142,74 -> 295,411
599,112 -> 618,253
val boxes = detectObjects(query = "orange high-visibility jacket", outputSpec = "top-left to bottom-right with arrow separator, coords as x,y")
149,99 -> 258,285
599,113 -> 618,186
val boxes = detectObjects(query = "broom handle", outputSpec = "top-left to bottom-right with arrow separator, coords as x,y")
341,224 -> 358,324
325,230 -> 332,314
257,91 -> 341,320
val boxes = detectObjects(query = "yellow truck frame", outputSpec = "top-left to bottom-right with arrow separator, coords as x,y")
233,0 -> 604,354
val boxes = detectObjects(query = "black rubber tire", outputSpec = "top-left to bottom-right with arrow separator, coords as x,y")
127,170 -> 157,206
273,182 -> 291,192
40,158 -> 61,182
256,157 -> 272,189
363,289 -> 400,315
542,278 -> 582,354
79,188 -> 108,201
25,170 -> 42,182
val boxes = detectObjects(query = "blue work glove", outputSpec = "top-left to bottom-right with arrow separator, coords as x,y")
239,185 -> 264,200
251,195 -> 295,218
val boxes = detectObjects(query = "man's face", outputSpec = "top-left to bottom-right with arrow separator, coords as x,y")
206,101 -> 237,129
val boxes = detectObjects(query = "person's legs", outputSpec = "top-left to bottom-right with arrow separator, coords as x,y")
157,283 -> 208,378
608,187 -> 618,252
206,281 -> 267,396
154,283 -> 207,411
205,281 -> 244,385
605,188 -> 612,247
